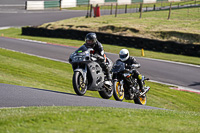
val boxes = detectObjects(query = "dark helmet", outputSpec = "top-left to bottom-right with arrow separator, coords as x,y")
85,33 -> 97,48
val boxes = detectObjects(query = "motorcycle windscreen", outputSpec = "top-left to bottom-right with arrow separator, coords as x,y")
75,45 -> 88,53
112,60 -> 126,73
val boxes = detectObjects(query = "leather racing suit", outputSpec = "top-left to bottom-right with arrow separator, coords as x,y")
84,41 -> 112,80
118,56 -> 144,92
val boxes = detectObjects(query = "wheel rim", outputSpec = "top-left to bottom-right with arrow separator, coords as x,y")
78,74 -> 86,93
115,82 -> 124,100
138,96 -> 146,105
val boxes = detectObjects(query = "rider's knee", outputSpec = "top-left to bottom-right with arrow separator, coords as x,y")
138,74 -> 142,80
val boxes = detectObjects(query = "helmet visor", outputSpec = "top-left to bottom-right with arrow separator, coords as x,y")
119,54 -> 128,59
86,40 -> 95,44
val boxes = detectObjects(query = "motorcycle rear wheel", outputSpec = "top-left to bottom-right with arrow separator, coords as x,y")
113,80 -> 124,101
134,95 -> 147,105
98,84 -> 113,99
73,72 -> 87,96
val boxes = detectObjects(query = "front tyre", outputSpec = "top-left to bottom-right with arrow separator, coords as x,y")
73,72 -> 87,96
113,80 -> 124,101
134,94 -> 147,105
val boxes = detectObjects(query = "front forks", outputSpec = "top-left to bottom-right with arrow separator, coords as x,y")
83,65 -> 87,83
119,80 -> 124,95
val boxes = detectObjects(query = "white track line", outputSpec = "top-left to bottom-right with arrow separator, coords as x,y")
150,80 -> 200,94
137,57 -> 200,68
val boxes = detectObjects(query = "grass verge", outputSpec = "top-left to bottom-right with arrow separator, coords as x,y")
0,28 -> 200,65
0,48 -> 200,132
0,48 -> 199,112
0,106 -> 200,133
39,7 -> 200,44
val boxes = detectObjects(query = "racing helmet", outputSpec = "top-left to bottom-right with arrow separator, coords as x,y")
119,49 -> 129,61
85,33 -> 97,48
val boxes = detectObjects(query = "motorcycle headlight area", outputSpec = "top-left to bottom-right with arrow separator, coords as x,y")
72,55 -> 90,62
123,73 -> 131,78
73,56 -> 83,61
71,52 -> 90,62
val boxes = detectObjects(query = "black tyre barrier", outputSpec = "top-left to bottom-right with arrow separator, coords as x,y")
22,27 -> 200,57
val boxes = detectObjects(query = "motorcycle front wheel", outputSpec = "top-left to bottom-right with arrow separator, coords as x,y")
73,72 -> 87,96
113,80 -> 124,101
134,94 -> 147,105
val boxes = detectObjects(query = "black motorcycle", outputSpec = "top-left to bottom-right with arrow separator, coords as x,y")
69,45 -> 113,99
112,60 -> 150,105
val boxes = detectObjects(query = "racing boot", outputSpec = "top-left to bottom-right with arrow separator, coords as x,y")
137,74 -> 145,92
104,73 -> 112,87
105,63 -> 112,81
107,73 -> 112,81
104,67 -> 112,87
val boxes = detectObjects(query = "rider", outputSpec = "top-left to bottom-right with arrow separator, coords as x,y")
118,49 -> 145,93
84,33 -> 112,81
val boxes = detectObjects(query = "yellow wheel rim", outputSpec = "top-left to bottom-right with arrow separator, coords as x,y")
139,96 -> 146,105
116,82 -> 124,100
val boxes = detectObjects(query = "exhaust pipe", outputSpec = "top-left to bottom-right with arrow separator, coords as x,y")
140,86 -> 150,96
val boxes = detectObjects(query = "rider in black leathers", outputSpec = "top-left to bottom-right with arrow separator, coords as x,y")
118,49 -> 145,92
84,33 -> 112,81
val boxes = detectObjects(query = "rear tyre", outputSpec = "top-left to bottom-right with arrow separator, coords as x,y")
113,80 -> 124,101
134,94 -> 147,105
98,85 -> 113,99
73,72 -> 87,96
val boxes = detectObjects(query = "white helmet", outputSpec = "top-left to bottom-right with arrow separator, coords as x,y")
119,49 -> 129,61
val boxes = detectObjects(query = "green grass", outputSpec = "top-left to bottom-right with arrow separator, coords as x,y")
41,7 -> 200,34
0,48 -> 200,133
0,28 -> 200,65
0,48 -> 200,112
0,106 -> 200,133
39,7 -> 200,44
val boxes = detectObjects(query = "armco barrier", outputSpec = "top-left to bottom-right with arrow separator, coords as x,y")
25,0 -> 184,10
90,0 -> 105,5
61,0 -> 76,8
44,1 -> 60,8
77,0 -> 89,5
143,0 -> 156,3
132,0 -> 144,3
105,0 -> 117,2
26,1 -> 44,10
22,27 -> 200,57
118,0 -> 132,5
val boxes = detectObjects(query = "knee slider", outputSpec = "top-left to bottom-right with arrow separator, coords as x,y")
138,74 -> 142,80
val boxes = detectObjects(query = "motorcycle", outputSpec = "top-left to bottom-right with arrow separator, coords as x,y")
69,45 -> 113,99
112,60 -> 150,105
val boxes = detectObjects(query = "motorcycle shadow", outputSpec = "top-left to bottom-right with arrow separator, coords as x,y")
29,87 -> 102,98
29,87 -> 77,96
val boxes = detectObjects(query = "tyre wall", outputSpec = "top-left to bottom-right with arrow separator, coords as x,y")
22,27 -> 200,57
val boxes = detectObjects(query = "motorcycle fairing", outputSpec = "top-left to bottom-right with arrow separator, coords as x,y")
86,62 -> 104,91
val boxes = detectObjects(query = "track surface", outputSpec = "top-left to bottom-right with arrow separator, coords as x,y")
0,37 -> 200,91
0,83 -> 164,109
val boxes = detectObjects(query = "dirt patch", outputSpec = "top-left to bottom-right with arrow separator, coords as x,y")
38,24 -> 200,44
98,25 -> 139,33
153,31 -> 200,44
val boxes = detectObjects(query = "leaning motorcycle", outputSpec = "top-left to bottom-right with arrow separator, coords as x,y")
69,45 -> 113,99
112,60 -> 150,105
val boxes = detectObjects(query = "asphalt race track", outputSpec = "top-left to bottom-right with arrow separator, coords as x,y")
0,37 -> 199,91
0,83 -> 165,109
